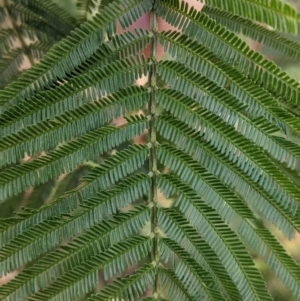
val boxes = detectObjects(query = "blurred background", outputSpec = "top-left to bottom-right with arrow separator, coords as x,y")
0,0 -> 299,300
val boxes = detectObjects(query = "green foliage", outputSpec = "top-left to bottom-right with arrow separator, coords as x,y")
0,0 -> 300,300
0,0 -> 77,87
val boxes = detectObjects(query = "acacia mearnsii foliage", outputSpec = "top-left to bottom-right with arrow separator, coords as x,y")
0,0 -> 300,300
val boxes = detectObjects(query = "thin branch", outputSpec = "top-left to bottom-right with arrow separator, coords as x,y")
148,1 -> 159,297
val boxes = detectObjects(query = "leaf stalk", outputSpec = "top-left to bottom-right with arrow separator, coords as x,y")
148,0 -> 159,296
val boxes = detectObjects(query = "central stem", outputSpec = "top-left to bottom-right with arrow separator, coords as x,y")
148,2 -> 159,296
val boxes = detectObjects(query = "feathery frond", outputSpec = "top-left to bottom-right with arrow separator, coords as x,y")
0,0 -> 77,87
156,0 -> 300,106
1,0 -> 300,300
202,5 -> 300,61
204,0 -> 300,34
0,206 -> 150,301
0,115 -> 147,199
0,0 -> 152,110
77,0 -> 99,21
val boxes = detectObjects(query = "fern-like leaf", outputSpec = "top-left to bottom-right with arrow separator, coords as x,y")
1,0 -> 300,300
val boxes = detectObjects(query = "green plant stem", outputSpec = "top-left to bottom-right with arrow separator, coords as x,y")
3,0 -> 35,66
148,1 -> 159,296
